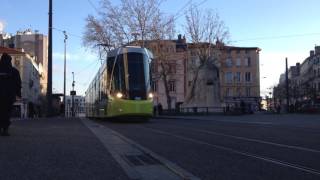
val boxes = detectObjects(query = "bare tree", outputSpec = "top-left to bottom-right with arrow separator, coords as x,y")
83,0 -> 176,109
83,0 -> 169,50
184,5 -> 229,105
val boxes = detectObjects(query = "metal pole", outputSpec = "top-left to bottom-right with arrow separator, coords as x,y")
72,72 -> 75,117
63,31 -> 68,117
285,57 -> 290,112
47,0 -> 53,116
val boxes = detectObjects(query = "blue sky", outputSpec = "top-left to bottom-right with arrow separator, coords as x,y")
1,0 -> 320,96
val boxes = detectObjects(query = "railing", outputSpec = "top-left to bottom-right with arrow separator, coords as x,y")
160,107 -> 224,116
158,105 -> 257,116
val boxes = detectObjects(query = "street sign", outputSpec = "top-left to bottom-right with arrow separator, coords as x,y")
70,91 -> 76,95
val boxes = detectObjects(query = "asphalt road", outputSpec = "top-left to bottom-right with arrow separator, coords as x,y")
97,114 -> 320,180
0,118 -> 129,180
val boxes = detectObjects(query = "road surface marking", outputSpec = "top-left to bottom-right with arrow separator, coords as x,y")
158,124 -> 320,154
81,118 -> 200,180
141,126 -> 320,177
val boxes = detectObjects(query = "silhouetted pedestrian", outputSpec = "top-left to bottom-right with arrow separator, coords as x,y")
290,104 -> 294,113
60,103 -> 65,116
28,102 -> 35,118
157,103 -> 163,115
0,53 -> 21,136
276,105 -> 281,114
240,100 -> 246,114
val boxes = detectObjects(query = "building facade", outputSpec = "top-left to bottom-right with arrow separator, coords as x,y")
133,35 -> 188,109
132,36 -> 260,110
219,46 -> 261,109
0,29 -> 48,95
0,46 -> 42,118
65,95 -> 86,117
274,46 -> 320,109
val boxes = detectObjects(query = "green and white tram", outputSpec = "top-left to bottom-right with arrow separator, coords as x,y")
85,46 -> 154,119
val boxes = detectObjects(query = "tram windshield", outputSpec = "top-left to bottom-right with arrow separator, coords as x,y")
110,52 -> 150,100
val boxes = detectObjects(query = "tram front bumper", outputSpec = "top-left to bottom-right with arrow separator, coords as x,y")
108,99 -> 153,117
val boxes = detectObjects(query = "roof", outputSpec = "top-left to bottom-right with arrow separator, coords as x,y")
225,46 -> 261,51
187,43 -> 260,51
0,46 -> 25,55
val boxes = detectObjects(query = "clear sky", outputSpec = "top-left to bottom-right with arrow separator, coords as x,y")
1,0 -> 320,96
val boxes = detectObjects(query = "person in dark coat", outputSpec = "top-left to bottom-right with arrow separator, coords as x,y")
157,103 -> 163,115
28,102 -> 35,118
0,53 -> 22,136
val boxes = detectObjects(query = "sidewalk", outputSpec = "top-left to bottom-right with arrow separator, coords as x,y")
0,118 -> 129,180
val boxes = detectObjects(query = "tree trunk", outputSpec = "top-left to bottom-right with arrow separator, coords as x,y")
160,63 -> 171,110
185,65 -> 202,103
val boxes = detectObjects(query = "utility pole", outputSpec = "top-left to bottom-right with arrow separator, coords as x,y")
285,57 -> 290,113
72,72 -> 75,117
63,31 -> 68,117
47,0 -> 53,117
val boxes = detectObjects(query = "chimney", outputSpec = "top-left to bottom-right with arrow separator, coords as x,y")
178,34 -> 182,40
315,46 -> 320,55
310,50 -> 315,57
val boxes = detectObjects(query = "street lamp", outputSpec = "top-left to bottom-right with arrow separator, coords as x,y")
63,30 -> 68,117
71,72 -> 75,117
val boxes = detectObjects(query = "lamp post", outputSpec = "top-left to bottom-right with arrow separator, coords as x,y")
285,57 -> 290,112
63,31 -> 68,117
72,72 -> 75,117
47,0 -> 53,116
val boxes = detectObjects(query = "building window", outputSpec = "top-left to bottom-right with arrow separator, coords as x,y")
151,62 -> 157,73
191,58 -> 196,65
226,58 -> 233,67
226,88 -> 232,97
169,80 -> 176,92
152,81 -> 157,92
14,60 -> 20,67
235,72 -> 241,82
246,87 -> 251,97
225,72 -> 233,83
169,63 -> 176,74
245,57 -> 251,67
188,81 -> 192,86
236,88 -> 241,96
245,72 -> 251,82
236,58 -> 241,67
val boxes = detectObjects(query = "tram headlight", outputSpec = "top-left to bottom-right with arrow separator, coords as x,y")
116,92 -> 123,98
148,92 -> 154,99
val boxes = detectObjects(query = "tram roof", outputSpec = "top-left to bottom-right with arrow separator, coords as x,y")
107,46 -> 151,57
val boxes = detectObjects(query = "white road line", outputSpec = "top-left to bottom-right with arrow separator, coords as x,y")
158,124 -> 320,154
141,126 -> 320,177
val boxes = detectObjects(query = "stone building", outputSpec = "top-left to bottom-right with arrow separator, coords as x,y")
184,44 -> 261,110
0,46 -> 42,118
0,29 -> 48,95
132,36 -> 261,110
132,35 -> 188,109
65,95 -> 86,117
275,46 -> 320,107
219,46 -> 261,108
